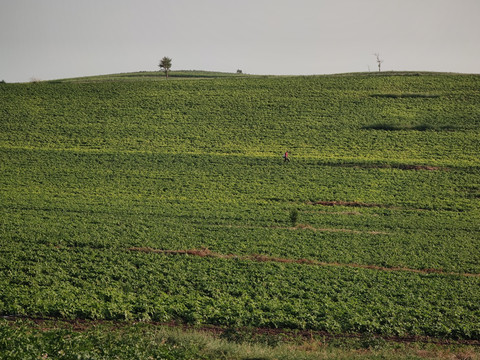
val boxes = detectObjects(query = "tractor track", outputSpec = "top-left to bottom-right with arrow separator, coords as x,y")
128,247 -> 480,278
3,315 -> 480,347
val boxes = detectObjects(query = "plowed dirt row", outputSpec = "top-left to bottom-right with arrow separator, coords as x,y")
4,316 -> 480,347
128,247 -> 480,278
212,223 -> 389,235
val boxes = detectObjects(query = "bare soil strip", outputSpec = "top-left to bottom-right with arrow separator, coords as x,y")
308,200 -> 392,208
4,316 -> 480,347
304,210 -> 364,216
214,223 -> 389,235
329,162 -> 446,171
128,247 -> 480,278
292,223 -> 389,235
400,164 -> 444,171
307,200 -> 435,212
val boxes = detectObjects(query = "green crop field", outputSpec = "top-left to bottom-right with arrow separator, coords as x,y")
1,71 -> 479,358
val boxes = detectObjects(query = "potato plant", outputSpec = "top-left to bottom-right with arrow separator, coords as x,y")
0,72 -> 479,339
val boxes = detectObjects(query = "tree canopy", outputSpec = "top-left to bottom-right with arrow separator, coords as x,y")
159,57 -> 172,78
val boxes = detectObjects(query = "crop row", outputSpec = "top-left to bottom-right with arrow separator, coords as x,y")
1,246 -> 479,338
1,75 -> 479,166
1,73 -> 479,340
1,147 -> 478,272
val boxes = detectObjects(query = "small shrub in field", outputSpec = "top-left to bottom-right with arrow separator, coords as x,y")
289,209 -> 298,227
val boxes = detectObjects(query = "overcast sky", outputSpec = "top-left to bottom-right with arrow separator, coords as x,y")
1,0 -> 479,82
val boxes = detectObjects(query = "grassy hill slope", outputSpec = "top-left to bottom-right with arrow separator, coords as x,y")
55,70 -> 250,82
1,73 -> 479,352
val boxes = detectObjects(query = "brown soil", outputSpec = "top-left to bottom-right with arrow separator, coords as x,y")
307,200 -> 390,208
306,210 -> 364,216
292,223 -> 389,235
332,163 -> 446,171
209,223 -> 389,235
4,316 -> 480,347
127,247 -> 480,278
307,200 -> 433,212
393,164 -> 444,171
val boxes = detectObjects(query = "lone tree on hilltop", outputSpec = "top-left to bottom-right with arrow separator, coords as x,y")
374,53 -> 384,72
159,57 -> 172,78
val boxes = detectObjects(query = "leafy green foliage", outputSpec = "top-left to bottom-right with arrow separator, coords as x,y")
0,320 -> 200,360
289,209 -> 299,226
7,319 -> 475,360
0,73 -> 479,340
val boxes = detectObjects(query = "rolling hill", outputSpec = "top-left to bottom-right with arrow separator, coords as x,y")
1,71 -> 479,358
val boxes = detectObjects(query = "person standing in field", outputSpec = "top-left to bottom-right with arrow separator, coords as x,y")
283,151 -> 290,162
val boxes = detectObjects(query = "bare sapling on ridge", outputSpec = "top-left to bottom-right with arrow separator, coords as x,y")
374,53 -> 384,72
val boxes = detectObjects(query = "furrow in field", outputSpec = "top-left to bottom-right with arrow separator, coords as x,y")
127,247 -> 480,277
210,223 -> 390,235
3,316 -> 480,347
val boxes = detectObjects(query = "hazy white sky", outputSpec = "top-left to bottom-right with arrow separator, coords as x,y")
1,0 -> 479,82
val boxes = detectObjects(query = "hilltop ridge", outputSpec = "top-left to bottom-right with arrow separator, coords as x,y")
1,71 -> 479,358
40,69 -> 479,83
